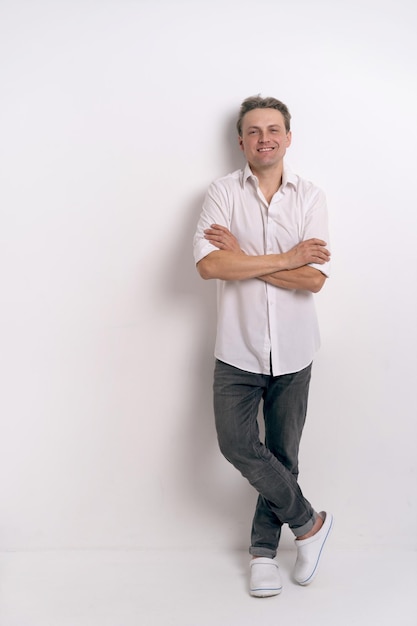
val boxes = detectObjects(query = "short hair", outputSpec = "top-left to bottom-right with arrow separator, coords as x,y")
236,96 -> 291,136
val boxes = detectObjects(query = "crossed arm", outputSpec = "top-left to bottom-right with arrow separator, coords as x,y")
197,224 -> 330,293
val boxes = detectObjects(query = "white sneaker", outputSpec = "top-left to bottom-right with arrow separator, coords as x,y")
249,557 -> 283,597
293,511 -> 333,585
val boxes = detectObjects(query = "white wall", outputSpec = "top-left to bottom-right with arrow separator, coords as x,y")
0,0 -> 416,552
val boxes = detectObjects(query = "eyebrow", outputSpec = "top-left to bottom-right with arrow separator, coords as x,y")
246,124 -> 283,130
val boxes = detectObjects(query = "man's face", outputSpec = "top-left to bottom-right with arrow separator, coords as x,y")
239,108 -> 292,172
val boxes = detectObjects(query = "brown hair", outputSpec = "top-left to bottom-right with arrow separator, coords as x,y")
237,96 -> 291,136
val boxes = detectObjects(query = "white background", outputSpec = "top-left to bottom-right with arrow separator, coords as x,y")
0,0 -> 416,553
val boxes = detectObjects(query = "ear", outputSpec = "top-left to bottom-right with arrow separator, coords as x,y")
286,131 -> 292,147
238,136 -> 244,152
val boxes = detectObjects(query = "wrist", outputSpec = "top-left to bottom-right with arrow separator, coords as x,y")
276,252 -> 288,271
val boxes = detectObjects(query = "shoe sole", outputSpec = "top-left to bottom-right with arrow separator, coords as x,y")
250,587 -> 283,597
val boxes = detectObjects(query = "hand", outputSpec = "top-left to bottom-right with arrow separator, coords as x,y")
285,238 -> 330,269
204,224 -> 244,254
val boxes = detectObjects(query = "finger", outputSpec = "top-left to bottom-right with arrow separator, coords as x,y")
299,238 -> 325,246
314,252 -> 330,262
204,228 -> 225,237
204,229 -> 228,239
210,224 -> 231,233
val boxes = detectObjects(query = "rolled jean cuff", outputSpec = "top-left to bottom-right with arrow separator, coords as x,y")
291,511 -> 318,538
249,546 -> 277,559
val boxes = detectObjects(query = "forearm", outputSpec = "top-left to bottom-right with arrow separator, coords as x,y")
258,266 -> 327,293
197,250 -> 289,281
197,225 -> 330,282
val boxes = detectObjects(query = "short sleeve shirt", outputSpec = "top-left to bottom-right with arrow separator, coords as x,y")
193,163 -> 331,376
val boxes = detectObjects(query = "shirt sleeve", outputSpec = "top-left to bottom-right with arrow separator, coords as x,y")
193,181 -> 230,265
303,186 -> 331,278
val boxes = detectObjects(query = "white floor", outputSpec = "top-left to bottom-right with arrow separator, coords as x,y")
0,548 -> 416,626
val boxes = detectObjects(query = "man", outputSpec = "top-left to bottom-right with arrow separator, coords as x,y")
193,96 -> 333,597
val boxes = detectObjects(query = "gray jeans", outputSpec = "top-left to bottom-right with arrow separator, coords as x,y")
213,359 -> 317,558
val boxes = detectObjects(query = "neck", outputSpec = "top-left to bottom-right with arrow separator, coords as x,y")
250,162 -> 284,203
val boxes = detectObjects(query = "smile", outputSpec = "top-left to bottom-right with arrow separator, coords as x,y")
258,147 -> 275,152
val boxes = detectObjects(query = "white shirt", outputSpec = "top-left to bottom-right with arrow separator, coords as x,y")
193,163 -> 331,376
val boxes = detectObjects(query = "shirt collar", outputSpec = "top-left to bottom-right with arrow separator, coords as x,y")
241,162 -> 298,189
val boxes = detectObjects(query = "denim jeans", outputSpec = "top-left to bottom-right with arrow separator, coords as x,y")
213,359 -> 317,558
